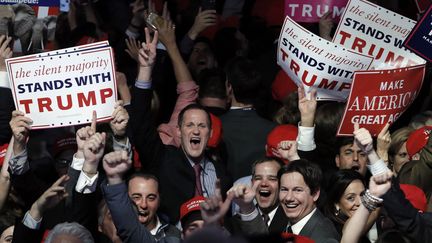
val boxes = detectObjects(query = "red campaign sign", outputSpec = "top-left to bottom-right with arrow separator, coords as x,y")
284,0 -> 348,23
415,0 -> 431,13
337,64 -> 426,137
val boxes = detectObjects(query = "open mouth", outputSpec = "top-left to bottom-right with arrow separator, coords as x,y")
259,190 -> 271,198
197,59 -> 207,65
284,202 -> 299,209
138,210 -> 149,217
351,165 -> 360,171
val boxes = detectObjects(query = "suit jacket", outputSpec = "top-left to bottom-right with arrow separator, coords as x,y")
130,86 -> 231,223
238,208 -> 340,243
268,206 -> 289,233
220,109 -> 276,180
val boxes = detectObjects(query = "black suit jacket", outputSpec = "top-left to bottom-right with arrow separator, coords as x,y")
268,206 -> 289,233
130,86 -> 231,223
237,208 -> 340,243
220,109 -> 276,180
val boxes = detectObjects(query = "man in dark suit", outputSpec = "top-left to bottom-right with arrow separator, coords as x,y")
221,57 -> 276,181
231,157 -> 288,234
232,159 -> 340,243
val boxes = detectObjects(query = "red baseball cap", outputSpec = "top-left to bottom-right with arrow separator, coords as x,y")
207,113 -> 222,148
180,196 -> 206,227
406,126 -> 432,158
266,124 -> 298,157
400,184 -> 428,212
0,143 -> 8,167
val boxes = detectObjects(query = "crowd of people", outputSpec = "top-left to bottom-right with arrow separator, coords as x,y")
0,0 -> 431,242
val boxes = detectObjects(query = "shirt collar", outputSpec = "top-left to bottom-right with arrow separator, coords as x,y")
291,208 -> 317,234
258,206 -> 279,226
149,215 -> 162,235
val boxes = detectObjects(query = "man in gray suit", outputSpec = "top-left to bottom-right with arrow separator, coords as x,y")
230,159 -> 340,243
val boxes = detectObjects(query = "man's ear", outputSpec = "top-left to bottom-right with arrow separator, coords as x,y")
176,125 -> 181,138
335,155 -> 341,168
412,153 -> 420,160
312,189 -> 320,202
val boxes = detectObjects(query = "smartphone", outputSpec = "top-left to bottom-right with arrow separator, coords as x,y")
201,0 -> 216,10
146,12 -> 166,30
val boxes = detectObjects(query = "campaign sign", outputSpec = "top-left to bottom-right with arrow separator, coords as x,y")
284,0 -> 348,23
404,4 -> 432,62
277,15 -> 373,101
337,64 -> 425,136
333,0 -> 426,70
415,0 -> 431,13
0,0 -> 60,18
6,41 -> 117,129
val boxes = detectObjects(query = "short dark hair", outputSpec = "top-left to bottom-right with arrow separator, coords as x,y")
178,103 -> 212,128
335,136 -> 355,155
225,57 -> 262,105
278,159 -> 322,195
197,68 -> 227,100
251,157 -> 284,176
128,172 -> 160,192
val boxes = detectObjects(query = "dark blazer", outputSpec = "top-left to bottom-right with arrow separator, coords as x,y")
220,109 -> 276,180
268,206 -> 289,233
130,86 -> 231,223
238,208 -> 340,243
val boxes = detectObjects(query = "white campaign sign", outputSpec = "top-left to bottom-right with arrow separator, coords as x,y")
6,41 -> 117,129
333,0 -> 426,69
277,16 -> 373,101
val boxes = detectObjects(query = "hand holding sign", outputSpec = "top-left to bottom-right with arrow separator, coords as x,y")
319,11 -> 334,41
9,110 -> 32,155
76,111 -> 97,159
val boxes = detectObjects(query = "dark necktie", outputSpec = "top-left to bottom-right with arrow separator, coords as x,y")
262,213 -> 270,226
286,225 -> 293,233
193,163 -> 203,196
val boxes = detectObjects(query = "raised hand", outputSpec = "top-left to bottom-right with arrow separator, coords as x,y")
369,171 -> 393,198
188,8 -> 217,40
102,150 -> 132,185
83,131 -> 106,168
138,28 -> 158,68
75,111 -> 97,159
200,180 -> 233,225
276,140 -> 300,162
9,110 -> 32,155
125,37 -> 141,62
298,86 -> 317,127
0,35 -> 13,71
228,181 -> 259,214
29,175 -> 69,221
110,100 -> 129,138
157,18 -> 176,49
319,11 -> 334,41
376,123 -> 391,163
353,123 -> 374,154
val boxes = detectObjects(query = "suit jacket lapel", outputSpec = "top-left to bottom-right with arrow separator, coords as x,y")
269,206 -> 289,233
299,210 -> 320,237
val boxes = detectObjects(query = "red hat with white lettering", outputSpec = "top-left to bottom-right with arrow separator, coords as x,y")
406,126 -> 432,158
180,196 -> 206,228
0,143 -> 8,167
